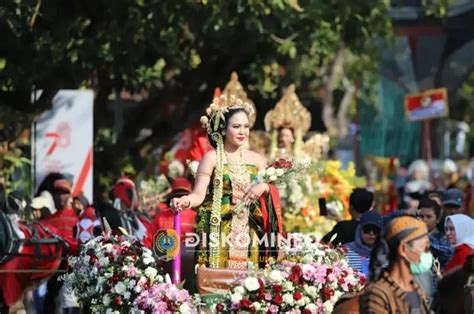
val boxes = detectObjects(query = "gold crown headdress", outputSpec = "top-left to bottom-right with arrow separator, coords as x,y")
264,84 -> 311,133
265,84 -> 311,159
200,73 -> 256,135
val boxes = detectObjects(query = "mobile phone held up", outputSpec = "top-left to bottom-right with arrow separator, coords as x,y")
319,197 -> 328,216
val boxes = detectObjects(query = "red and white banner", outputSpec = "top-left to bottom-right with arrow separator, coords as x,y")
404,88 -> 448,122
34,90 -> 93,201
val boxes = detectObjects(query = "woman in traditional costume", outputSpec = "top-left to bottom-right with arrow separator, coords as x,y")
171,93 -> 283,271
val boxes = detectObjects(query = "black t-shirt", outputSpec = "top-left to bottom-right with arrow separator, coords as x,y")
321,220 -> 359,245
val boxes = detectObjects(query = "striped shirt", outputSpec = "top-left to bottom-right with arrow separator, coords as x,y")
360,271 -> 431,314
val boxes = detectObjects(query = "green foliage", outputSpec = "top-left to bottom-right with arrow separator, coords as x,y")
0,150 -> 32,195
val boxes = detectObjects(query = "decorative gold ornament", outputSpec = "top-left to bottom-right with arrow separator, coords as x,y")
221,72 -> 257,128
264,84 -> 311,134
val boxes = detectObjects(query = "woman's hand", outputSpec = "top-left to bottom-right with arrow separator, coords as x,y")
243,183 -> 269,206
170,196 -> 191,213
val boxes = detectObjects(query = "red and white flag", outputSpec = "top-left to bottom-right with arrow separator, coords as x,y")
34,90 -> 93,200
404,88 -> 448,122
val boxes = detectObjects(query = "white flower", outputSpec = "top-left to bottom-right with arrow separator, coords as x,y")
283,281 -> 294,292
252,302 -> 261,311
275,168 -> 284,176
283,293 -> 294,306
269,175 -> 277,181
200,116 -> 209,126
128,279 -> 136,289
230,292 -> 243,304
265,167 -> 276,176
234,286 -> 245,295
143,256 -> 154,265
244,277 -> 260,292
144,267 -> 158,279
123,291 -> 131,300
323,300 -> 334,314
304,285 -> 317,298
269,270 -> 283,283
114,282 -> 127,294
103,295 -> 111,306
179,303 -> 191,313
295,298 -> 306,307
165,273 -> 172,283
305,303 -> 317,311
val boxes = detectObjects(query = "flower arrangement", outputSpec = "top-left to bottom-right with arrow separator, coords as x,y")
233,159 -> 308,215
134,282 -> 200,314
62,232 -> 166,313
215,233 -> 366,313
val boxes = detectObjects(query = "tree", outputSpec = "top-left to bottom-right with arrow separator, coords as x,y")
1,0 -> 404,194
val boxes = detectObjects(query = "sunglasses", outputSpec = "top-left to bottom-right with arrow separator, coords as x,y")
362,225 -> 381,235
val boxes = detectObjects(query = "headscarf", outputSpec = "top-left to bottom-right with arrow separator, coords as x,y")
347,225 -> 372,258
445,214 -> 474,247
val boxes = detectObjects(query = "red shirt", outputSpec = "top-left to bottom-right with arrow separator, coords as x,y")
443,243 -> 474,274
44,207 -> 79,254
153,203 -> 196,239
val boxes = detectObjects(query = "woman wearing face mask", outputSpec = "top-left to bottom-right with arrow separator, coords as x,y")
443,214 -> 474,274
344,210 -> 383,277
360,216 -> 432,313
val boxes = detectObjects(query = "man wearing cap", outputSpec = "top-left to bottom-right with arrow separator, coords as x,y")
41,177 -> 79,314
360,216 -> 432,314
437,188 -> 466,234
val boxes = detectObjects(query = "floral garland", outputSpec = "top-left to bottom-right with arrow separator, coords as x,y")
209,132 -> 224,268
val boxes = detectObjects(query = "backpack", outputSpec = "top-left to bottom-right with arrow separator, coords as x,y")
0,211 -> 22,265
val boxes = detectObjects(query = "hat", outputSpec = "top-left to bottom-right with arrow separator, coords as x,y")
171,177 -> 192,193
53,179 -> 72,193
31,196 -> 50,209
385,216 -> 427,245
360,210 -> 383,230
442,188 -> 464,207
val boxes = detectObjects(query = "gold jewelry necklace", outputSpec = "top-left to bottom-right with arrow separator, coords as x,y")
224,149 -> 250,201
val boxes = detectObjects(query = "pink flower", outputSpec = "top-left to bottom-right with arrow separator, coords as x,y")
269,304 -> 279,313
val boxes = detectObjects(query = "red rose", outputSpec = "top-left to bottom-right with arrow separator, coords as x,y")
114,296 -> 122,305
272,285 -> 283,293
303,310 -> 312,314
240,298 -> 252,309
216,303 -> 225,312
360,276 -> 366,286
112,274 -> 119,284
258,278 -> 265,288
293,291 -> 303,301
338,276 -> 346,285
89,256 -> 97,266
273,295 -> 283,305
288,265 -> 303,283
322,287 -> 334,299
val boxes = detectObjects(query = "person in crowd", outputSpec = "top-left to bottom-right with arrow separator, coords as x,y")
154,176 -> 195,236
437,188 -> 465,233
39,175 -> 79,314
154,176 -> 196,291
443,214 -> 474,274
418,198 -> 453,268
322,188 -> 374,245
171,94 -> 283,270
427,190 -> 444,207
360,216 -> 431,313
73,194 -> 101,244
345,210 -> 383,277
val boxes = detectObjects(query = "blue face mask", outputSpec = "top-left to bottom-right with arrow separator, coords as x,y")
406,246 -> 433,275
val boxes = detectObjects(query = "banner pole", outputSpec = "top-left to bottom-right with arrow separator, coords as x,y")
172,212 -> 182,284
